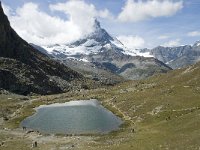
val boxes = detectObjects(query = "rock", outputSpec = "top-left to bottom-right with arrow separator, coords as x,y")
26,130 -> 34,134
3,116 -> 9,121
0,141 -> 4,146
71,144 -> 75,148
131,128 -> 135,133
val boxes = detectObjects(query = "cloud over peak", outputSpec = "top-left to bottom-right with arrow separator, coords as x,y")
2,0 -> 112,46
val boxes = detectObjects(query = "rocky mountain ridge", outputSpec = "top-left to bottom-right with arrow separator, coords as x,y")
138,41 -> 200,69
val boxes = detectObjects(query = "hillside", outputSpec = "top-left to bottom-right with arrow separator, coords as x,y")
72,60 -> 200,149
0,2 -> 94,95
0,61 -> 199,149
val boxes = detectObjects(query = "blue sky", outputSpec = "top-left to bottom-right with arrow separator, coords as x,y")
1,0 -> 200,48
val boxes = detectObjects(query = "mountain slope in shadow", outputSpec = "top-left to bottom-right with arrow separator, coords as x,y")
0,2 -> 93,95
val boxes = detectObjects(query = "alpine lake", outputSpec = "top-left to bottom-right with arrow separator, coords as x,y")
20,99 -> 123,135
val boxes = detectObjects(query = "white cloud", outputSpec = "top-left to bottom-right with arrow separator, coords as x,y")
118,0 -> 183,22
187,31 -> 200,37
117,35 -> 145,49
158,35 -> 170,40
2,1 -> 112,46
163,39 -> 181,47
99,9 -> 113,19
49,0 -> 113,34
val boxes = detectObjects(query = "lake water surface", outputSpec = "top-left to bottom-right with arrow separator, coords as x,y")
21,99 -> 122,134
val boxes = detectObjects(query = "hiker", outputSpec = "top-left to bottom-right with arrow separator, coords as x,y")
32,141 -> 37,148
22,126 -> 26,131
131,128 -> 135,133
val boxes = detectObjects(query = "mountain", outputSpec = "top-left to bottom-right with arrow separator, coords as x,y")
42,20 -> 125,57
39,20 -> 171,80
137,42 -> 200,69
0,2 -> 94,95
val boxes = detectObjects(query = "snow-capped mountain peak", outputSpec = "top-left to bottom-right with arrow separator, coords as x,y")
193,40 -> 200,47
42,19 -> 126,57
42,19 -> 153,60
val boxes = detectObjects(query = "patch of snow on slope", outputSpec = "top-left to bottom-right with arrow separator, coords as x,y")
195,41 -> 200,46
123,49 -> 153,57
110,37 -> 153,57
83,39 -> 98,47
136,51 -> 153,57
67,57 -> 89,62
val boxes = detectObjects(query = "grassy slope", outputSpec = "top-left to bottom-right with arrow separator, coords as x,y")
0,62 -> 200,150
106,62 -> 200,150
